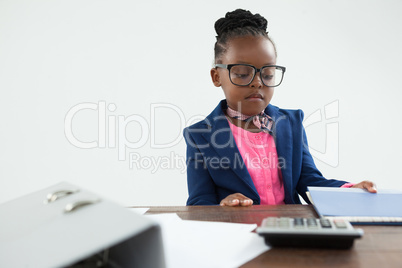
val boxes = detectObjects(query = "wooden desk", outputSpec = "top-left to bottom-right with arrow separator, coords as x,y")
144,205 -> 402,267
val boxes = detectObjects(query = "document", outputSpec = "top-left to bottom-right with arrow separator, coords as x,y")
308,187 -> 402,224
128,207 -> 149,215
146,213 -> 269,268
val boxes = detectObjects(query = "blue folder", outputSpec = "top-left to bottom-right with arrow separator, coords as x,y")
307,187 -> 402,225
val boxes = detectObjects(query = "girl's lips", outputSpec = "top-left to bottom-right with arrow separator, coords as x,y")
246,93 -> 263,100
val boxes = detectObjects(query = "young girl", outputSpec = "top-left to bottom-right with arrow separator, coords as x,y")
183,9 -> 376,206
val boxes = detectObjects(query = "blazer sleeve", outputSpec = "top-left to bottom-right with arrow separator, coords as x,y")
183,127 -> 219,205
294,110 -> 348,203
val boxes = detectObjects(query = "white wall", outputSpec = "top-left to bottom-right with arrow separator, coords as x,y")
1,0 -> 401,206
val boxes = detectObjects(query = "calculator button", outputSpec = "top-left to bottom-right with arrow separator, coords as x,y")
334,220 -> 347,229
264,217 -> 277,227
278,217 -> 290,228
294,218 -> 304,228
307,218 -> 318,228
320,219 -> 332,228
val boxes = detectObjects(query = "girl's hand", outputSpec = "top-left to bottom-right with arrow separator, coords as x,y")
220,193 -> 253,207
351,180 -> 377,193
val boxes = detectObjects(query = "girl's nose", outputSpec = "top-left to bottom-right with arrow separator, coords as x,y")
250,72 -> 263,88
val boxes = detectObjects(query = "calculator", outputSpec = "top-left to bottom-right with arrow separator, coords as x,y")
256,217 -> 364,249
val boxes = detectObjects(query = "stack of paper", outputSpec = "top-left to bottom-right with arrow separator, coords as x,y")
308,187 -> 402,225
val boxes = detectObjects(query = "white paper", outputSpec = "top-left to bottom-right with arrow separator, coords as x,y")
145,213 -> 270,268
183,219 -> 257,233
128,207 -> 149,215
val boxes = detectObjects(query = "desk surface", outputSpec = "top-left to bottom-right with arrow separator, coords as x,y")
144,205 -> 402,268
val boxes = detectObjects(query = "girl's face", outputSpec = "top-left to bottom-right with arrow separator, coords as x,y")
211,35 -> 277,116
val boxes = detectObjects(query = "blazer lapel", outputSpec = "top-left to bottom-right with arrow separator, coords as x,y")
201,101 -> 259,198
266,105 -> 294,203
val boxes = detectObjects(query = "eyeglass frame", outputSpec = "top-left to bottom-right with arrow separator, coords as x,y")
214,63 -> 286,87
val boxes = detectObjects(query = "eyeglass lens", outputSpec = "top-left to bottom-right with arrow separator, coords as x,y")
229,65 -> 283,87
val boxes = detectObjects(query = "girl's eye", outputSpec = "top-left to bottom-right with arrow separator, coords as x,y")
262,75 -> 274,80
233,73 -> 252,79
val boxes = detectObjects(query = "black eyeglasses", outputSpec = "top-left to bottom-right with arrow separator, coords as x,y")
215,63 -> 286,87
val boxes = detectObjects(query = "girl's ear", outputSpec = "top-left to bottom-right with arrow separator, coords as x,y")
210,68 -> 221,87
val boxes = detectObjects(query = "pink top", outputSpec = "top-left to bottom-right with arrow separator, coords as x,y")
228,120 -> 285,205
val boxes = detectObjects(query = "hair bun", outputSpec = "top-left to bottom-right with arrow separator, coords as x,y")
215,9 -> 268,36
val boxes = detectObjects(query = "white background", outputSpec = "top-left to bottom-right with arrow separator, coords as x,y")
1,0 -> 401,206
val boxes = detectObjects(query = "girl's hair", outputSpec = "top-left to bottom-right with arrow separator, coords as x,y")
214,9 -> 276,63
